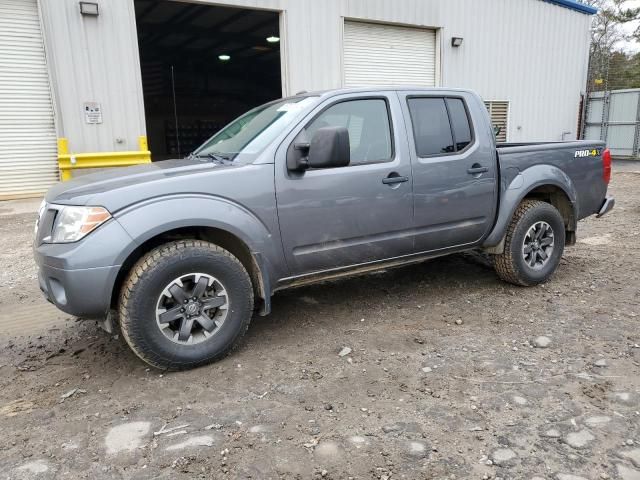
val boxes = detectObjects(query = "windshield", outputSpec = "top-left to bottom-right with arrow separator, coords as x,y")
192,96 -> 317,162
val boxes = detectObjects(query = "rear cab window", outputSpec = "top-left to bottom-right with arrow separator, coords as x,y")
406,96 -> 474,157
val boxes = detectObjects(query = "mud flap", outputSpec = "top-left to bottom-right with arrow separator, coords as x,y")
98,311 -> 115,334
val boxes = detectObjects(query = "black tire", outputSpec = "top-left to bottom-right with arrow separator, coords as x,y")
119,240 -> 254,370
493,200 -> 565,286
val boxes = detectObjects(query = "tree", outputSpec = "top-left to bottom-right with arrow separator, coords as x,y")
607,51 -> 640,89
583,0 -> 640,91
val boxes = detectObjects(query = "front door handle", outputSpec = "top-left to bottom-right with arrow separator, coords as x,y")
467,164 -> 489,175
382,173 -> 409,185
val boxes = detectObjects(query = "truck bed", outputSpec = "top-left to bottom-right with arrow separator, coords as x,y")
496,140 -> 607,220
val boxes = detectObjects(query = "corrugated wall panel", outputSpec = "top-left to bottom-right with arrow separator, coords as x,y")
441,0 -> 591,142
607,125 -> 636,156
183,0 -> 590,141
0,0 -> 58,199
584,125 -> 603,141
586,97 -> 605,124
609,91 -> 640,123
40,0 -> 592,153
39,0 -> 147,153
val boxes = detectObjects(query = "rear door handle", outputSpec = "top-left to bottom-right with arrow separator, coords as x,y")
382,173 -> 409,185
467,164 -> 489,175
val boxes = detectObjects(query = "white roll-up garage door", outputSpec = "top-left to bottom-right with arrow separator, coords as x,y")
343,21 -> 436,87
0,0 -> 58,200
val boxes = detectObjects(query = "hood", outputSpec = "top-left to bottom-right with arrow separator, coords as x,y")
46,159 -> 244,211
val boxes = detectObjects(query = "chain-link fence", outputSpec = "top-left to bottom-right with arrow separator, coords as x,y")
586,50 -> 640,93
580,41 -> 640,159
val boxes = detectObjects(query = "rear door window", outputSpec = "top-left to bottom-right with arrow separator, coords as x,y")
407,97 -> 474,157
446,98 -> 472,151
407,98 -> 454,156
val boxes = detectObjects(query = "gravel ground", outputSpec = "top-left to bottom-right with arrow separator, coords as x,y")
0,169 -> 639,480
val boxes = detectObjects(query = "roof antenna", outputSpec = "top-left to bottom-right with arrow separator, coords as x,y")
170,65 -> 181,158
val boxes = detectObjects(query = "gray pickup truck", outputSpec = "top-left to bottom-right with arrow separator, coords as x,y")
34,87 -> 614,370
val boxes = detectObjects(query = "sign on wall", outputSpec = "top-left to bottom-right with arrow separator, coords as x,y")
84,102 -> 103,124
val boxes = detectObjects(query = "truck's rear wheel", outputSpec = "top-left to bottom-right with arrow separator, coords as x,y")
493,200 -> 565,286
119,240 -> 253,370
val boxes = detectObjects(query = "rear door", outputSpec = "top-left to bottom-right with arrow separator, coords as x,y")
275,92 -> 414,276
399,92 -> 497,252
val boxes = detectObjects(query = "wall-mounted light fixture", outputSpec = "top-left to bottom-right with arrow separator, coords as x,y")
451,37 -> 464,47
266,36 -> 280,43
79,1 -> 99,16
218,54 -> 231,61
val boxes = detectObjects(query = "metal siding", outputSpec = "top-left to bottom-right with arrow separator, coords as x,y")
39,0 -> 592,154
586,97 -> 605,124
609,91 -> 639,123
441,0 -> 591,142
607,125 -> 635,156
39,0 -> 146,154
345,0 -> 442,27
283,0 -> 344,94
343,21 -> 436,87
584,125 -> 602,141
0,0 -> 58,198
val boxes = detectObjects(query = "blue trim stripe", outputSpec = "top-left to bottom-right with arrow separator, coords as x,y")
543,0 -> 598,15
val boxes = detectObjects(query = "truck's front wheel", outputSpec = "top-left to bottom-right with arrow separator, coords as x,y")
119,240 -> 254,370
493,200 -> 565,286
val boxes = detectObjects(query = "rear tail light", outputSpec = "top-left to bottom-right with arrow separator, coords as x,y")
602,148 -> 611,185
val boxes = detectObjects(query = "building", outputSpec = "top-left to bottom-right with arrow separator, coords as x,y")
0,0 -> 597,199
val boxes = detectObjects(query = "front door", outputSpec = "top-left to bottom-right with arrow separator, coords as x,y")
275,93 -> 414,276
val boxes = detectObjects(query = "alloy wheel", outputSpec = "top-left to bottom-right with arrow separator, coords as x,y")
522,221 -> 554,270
155,273 -> 229,345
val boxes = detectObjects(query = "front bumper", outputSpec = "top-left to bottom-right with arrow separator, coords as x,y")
33,216 -> 134,319
38,263 -> 120,319
596,195 -> 615,218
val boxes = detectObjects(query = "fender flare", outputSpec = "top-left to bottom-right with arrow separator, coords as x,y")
482,164 -> 577,248
111,194 -> 281,314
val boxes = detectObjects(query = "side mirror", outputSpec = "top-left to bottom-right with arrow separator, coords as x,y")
308,126 -> 350,169
288,126 -> 350,171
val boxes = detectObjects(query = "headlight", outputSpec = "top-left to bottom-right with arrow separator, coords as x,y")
51,206 -> 111,243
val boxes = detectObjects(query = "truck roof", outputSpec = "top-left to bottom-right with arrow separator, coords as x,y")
294,86 -> 476,99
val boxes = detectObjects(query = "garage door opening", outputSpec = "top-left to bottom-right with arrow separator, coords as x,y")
134,1 -> 282,160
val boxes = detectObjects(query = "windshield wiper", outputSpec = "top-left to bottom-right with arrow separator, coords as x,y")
206,152 -> 232,162
188,152 -> 231,163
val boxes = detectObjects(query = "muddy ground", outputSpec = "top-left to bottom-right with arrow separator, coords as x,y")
0,167 -> 639,480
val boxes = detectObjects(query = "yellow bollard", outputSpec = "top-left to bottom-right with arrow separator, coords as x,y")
138,135 -> 148,152
57,138 -> 73,181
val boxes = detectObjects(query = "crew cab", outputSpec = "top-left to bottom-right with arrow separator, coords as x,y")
34,87 -> 614,370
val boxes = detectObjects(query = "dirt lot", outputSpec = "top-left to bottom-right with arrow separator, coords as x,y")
0,168 -> 639,480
